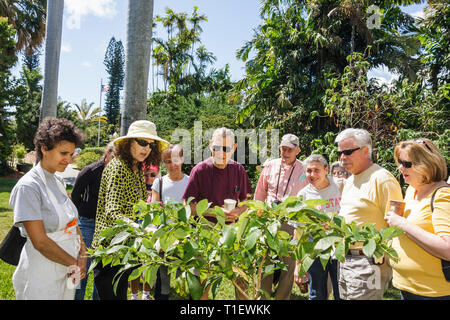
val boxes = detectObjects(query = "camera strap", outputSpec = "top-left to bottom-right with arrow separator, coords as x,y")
275,161 -> 296,202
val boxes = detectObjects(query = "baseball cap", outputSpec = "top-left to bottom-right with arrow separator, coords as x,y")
280,134 -> 299,149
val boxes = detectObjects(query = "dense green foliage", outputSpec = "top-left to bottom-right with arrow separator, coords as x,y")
90,196 -> 402,299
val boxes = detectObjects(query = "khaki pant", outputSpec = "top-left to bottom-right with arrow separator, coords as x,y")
338,255 -> 392,300
260,223 -> 295,300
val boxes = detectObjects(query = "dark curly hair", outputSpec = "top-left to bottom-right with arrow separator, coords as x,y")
116,138 -> 161,171
34,117 -> 85,161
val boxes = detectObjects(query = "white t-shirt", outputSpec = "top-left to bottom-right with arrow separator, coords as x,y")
298,177 -> 341,214
10,164 -> 75,237
152,174 -> 189,204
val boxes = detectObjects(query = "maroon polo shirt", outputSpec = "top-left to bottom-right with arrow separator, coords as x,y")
182,157 -> 252,222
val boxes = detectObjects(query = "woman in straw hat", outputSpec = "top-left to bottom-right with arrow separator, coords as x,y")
91,120 -> 169,300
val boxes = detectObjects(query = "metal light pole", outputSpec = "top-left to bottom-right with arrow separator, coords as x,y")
97,79 -> 103,147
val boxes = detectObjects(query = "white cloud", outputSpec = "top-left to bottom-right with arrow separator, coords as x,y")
65,0 -> 117,30
368,65 -> 399,86
81,61 -> 92,68
410,9 -> 425,19
61,42 -> 72,53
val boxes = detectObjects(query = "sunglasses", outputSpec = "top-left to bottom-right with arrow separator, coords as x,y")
337,147 -> 361,157
413,138 -> 432,153
144,172 -> 157,178
397,159 -> 412,168
212,145 -> 233,153
135,138 -> 157,149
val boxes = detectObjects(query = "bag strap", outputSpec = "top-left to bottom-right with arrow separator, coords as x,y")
430,185 -> 450,212
159,176 -> 163,202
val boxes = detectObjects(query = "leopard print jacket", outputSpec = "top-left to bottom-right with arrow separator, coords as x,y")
92,156 -> 146,249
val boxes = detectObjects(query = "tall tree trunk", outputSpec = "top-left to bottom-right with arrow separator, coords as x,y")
121,0 -> 154,135
39,0 -> 64,121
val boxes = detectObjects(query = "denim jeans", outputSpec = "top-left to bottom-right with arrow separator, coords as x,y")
308,257 -> 340,300
75,216 -> 99,300
401,290 -> 450,300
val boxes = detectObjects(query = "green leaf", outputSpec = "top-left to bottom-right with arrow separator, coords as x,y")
266,230 -> 279,252
106,245 -> 128,254
173,226 -> 190,240
196,199 -> 210,217
186,271 -> 203,300
319,252 -> 331,269
314,236 -> 341,251
160,232 -> 176,252
128,266 -> 144,281
304,198 -> 330,208
244,228 -> 261,251
142,237 -> 153,249
297,255 -> 315,277
183,241 -> 195,261
219,225 -> 236,249
334,239 -> 347,262
144,264 -> 159,288
267,220 -> 280,238
236,216 -> 249,242
177,207 -> 187,223
110,231 -> 130,246
141,213 -> 150,229
363,239 -> 377,257
380,226 -> 403,242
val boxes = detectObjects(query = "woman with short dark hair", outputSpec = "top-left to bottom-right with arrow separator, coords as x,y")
386,138 -> 450,300
10,117 -> 86,300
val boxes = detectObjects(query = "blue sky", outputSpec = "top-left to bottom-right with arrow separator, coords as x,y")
13,0 -> 427,111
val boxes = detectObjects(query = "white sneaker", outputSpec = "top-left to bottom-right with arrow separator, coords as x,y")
131,294 -> 139,300
141,294 -> 151,300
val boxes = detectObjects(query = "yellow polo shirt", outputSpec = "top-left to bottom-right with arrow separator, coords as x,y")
339,164 -> 403,230
391,186 -> 450,297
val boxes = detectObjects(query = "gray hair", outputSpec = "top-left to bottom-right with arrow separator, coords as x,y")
103,141 -> 116,160
335,128 -> 372,159
330,161 -> 344,173
303,154 -> 328,168
211,127 -> 235,142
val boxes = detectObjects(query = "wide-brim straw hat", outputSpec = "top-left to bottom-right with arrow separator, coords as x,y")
113,120 -> 170,152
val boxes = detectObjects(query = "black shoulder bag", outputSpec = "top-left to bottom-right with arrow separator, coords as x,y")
430,185 -> 450,282
0,225 -> 27,266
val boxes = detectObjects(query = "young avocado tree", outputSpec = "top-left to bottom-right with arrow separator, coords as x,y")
89,196 -> 402,299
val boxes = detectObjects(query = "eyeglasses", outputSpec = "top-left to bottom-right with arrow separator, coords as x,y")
413,138 -> 432,153
212,145 -> 233,153
337,147 -> 361,157
397,159 -> 412,168
333,171 -> 347,176
135,138 -> 157,149
144,172 -> 157,178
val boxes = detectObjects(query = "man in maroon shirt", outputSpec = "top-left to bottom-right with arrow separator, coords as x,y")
182,127 -> 252,224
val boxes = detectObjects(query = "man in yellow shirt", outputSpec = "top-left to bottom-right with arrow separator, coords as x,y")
335,128 -> 403,300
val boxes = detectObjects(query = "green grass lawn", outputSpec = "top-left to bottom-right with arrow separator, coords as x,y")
0,177 -> 400,300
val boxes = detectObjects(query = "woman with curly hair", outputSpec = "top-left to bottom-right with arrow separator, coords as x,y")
92,120 -> 169,300
10,117 -> 86,300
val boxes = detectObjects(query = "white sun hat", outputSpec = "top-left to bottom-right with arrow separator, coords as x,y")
113,120 -> 170,152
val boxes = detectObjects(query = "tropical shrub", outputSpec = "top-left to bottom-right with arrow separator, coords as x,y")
89,196 -> 402,300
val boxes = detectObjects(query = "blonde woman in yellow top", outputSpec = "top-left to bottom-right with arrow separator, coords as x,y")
385,138 -> 450,300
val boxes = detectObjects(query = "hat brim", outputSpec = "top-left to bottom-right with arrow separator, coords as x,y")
280,142 -> 298,149
113,134 -> 170,152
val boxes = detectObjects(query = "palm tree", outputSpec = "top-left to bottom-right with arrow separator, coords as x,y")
121,0 -> 154,135
39,0 -> 64,121
0,0 -> 46,55
74,100 -> 106,129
